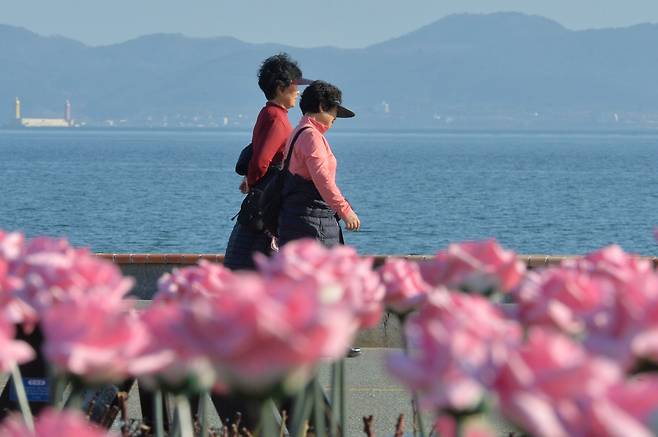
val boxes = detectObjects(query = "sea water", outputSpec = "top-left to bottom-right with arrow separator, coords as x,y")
1,128 -> 656,256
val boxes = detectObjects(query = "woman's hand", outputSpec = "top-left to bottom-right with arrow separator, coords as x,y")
239,177 -> 249,194
344,211 -> 361,231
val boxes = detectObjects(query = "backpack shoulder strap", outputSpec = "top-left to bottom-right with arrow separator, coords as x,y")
283,127 -> 311,171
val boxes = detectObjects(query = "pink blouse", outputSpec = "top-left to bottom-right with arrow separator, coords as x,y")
284,116 -> 353,219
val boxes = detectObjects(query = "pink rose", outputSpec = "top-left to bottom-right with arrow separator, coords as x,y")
0,258 -> 33,325
132,301 -> 215,392
10,237 -> 133,315
254,238 -> 334,280
0,231 -> 34,325
494,328 -> 625,437
513,268 -> 613,334
584,279 -> 658,370
256,239 -> 385,328
0,316 -> 34,372
508,245 -> 658,370
41,297 -> 150,384
0,408 -> 117,437
566,245 -> 657,330
0,230 -> 24,261
154,260 -> 234,302
203,274 -> 359,393
328,250 -> 384,328
570,245 -> 653,283
561,246 -> 658,369
388,290 -> 521,412
378,258 -> 431,315
586,376 -> 658,437
419,239 -> 525,294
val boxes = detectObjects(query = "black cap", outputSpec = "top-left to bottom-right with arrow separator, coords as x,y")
331,100 -> 355,118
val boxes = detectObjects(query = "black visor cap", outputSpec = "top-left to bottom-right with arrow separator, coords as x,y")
335,103 -> 355,118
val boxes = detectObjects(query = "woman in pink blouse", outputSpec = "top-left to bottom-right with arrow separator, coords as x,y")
278,80 -> 360,247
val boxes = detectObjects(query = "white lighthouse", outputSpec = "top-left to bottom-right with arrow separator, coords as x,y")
65,100 -> 72,125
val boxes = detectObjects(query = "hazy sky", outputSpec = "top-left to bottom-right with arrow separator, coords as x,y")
4,0 -> 658,47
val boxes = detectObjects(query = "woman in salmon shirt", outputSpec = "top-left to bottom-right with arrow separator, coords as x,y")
224,53 -> 311,270
278,80 -> 361,247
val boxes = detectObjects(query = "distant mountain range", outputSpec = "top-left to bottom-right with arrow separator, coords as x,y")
3,12 -> 658,129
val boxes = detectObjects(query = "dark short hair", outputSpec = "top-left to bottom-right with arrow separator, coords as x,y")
258,53 -> 303,100
299,81 -> 342,114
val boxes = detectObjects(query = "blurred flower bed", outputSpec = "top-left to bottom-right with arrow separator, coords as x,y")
1,229 -> 657,436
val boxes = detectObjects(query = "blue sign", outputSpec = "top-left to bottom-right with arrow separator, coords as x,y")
9,377 -> 51,403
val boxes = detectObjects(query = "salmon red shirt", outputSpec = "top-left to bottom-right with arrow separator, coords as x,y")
284,116 -> 354,220
247,102 -> 292,187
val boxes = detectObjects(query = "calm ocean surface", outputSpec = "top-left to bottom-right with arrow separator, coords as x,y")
1,128 -> 656,256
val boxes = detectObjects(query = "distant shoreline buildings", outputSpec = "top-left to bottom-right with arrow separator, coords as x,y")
12,98 -> 74,128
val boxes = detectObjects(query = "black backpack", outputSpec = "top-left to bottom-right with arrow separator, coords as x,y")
236,127 -> 309,235
234,143 -> 252,176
